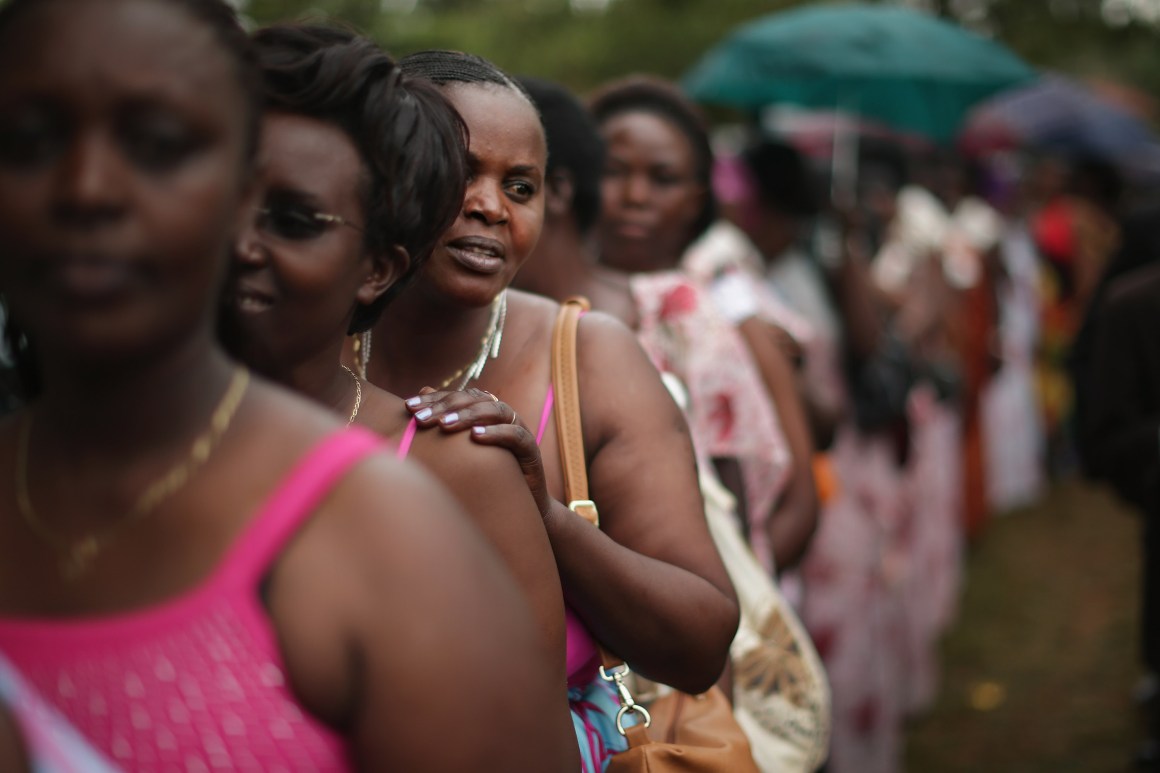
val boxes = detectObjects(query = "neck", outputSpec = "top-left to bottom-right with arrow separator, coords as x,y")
518,222 -> 595,302
34,329 -> 237,458
369,284 -> 500,397
258,338 -> 356,422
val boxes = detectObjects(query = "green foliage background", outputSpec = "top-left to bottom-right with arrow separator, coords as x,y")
241,0 -> 1160,109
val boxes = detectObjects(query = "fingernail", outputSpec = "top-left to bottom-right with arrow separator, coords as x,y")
415,408 -> 432,421
441,412 -> 459,425
405,397 -> 421,408
472,426 -> 487,435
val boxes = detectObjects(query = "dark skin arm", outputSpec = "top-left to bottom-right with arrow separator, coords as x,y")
737,317 -> 819,571
408,432 -> 567,673
411,314 -> 739,694
269,455 -> 579,773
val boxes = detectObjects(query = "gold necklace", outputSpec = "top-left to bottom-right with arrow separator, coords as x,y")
340,365 -> 362,427
15,367 -> 251,580
356,290 -> 508,392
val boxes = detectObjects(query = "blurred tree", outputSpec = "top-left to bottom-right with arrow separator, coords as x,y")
241,0 -> 1160,114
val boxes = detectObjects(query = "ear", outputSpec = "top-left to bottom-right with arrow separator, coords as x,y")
356,245 -> 410,307
545,169 -> 575,220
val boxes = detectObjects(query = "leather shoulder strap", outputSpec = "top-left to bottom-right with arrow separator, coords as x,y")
551,296 -> 598,526
550,298 -> 636,677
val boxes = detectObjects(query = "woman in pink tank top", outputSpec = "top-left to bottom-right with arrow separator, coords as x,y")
218,24 -> 576,768
0,2 -> 574,770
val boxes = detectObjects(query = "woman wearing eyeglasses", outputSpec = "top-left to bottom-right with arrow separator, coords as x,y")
218,25 -> 578,770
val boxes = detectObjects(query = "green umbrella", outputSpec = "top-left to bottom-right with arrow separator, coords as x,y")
683,3 -> 1037,142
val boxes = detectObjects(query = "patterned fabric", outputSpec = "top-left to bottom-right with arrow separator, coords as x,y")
630,271 -> 791,571
569,676 -> 629,773
0,429 -> 386,772
0,651 -> 120,773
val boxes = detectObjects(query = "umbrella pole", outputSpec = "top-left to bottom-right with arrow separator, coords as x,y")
831,102 -> 860,211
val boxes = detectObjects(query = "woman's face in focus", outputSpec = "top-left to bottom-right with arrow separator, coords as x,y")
0,0 -> 254,366
224,112 -> 388,375
421,83 -> 546,308
598,110 -> 705,274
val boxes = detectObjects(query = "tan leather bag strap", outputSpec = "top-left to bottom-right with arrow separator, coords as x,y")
551,296 -> 598,527
550,298 -> 648,692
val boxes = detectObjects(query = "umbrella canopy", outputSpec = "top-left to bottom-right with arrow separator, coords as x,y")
962,74 -> 1160,177
683,3 -> 1037,142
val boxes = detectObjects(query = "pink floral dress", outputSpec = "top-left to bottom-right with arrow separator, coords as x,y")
629,270 -> 791,571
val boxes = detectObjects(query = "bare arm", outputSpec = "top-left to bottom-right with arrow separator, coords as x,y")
737,317 -> 819,571
409,433 -> 567,672
541,313 -> 738,694
273,456 -> 578,773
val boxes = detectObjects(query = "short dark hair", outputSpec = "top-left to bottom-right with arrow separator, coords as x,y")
588,75 -> 717,242
253,26 -> 468,333
741,139 -> 820,218
517,76 -> 605,234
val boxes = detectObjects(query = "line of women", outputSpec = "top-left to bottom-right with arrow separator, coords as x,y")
0,1 -> 762,771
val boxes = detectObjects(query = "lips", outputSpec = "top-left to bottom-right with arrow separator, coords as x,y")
610,220 -> 653,241
228,282 -> 275,314
44,253 -> 134,303
445,235 -> 506,275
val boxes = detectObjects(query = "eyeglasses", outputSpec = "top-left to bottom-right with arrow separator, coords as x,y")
256,204 -> 363,242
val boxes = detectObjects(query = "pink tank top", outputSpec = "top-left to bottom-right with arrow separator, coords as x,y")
0,428 -> 385,772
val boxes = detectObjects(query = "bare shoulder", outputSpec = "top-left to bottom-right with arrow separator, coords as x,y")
573,309 -> 684,441
409,427 -> 525,492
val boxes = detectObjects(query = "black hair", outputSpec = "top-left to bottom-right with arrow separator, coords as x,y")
399,50 -> 535,107
517,76 -> 605,235
740,139 -> 820,218
588,75 -> 717,243
0,0 -> 262,400
253,26 -> 469,333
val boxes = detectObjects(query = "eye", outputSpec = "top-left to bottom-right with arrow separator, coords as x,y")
505,180 -> 536,201
0,108 -> 65,169
119,113 -> 205,173
259,205 -> 327,241
650,169 -> 687,187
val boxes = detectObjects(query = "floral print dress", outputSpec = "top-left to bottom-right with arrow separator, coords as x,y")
629,270 -> 791,572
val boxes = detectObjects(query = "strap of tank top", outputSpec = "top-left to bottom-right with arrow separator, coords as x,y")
535,384 -> 554,447
396,416 -> 419,460
223,427 -> 386,587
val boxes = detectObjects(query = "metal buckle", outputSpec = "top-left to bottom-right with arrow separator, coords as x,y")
568,499 -> 599,527
599,663 -> 652,736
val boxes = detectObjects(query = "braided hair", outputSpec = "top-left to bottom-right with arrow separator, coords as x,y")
253,26 -> 469,333
588,75 -> 718,244
398,50 -> 535,107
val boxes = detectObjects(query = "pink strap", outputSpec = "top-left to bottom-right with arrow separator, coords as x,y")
224,427 -> 385,586
536,384 -> 554,447
396,417 -> 419,460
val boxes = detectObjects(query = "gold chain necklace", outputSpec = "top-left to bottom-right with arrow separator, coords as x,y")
15,367 -> 251,580
355,290 -> 508,391
340,365 -> 362,427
